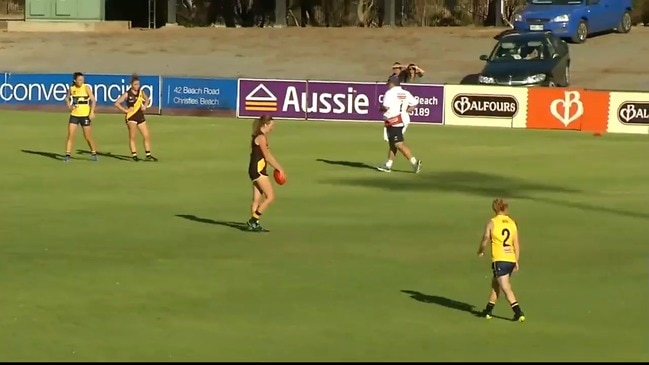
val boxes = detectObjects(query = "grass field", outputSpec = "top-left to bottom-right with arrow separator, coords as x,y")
0,110 -> 647,361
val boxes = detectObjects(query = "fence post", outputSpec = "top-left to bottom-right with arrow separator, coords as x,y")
384,0 -> 395,26
275,0 -> 286,27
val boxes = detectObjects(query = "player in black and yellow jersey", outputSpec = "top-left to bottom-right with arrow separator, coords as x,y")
64,72 -> 98,162
477,199 -> 526,322
247,115 -> 285,232
114,74 -> 157,162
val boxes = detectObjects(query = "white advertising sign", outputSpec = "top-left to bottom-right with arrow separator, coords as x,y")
444,85 -> 528,128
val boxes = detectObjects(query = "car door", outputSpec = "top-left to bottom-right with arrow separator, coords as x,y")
584,0 -> 610,32
600,0 -> 624,29
543,39 -> 561,83
550,36 -> 568,61
547,36 -> 571,85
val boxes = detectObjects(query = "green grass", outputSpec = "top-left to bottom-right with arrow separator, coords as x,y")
0,110 -> 647,361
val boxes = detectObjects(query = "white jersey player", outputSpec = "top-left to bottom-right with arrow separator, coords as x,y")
377,76 -> 421,173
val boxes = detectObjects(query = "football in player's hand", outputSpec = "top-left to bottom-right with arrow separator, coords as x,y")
273,170 -> 286,185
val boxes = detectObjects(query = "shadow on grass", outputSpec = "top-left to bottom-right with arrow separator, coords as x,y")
21,149 -> 68,161
326,170 -> 648,219
316,158 -> 411,173
77,149 -> 132,161
540,196 -> 649,220
175,214 -> 254,232
326,170 -> 579,197
400,290 -> 510,321
316,159 -> 376,170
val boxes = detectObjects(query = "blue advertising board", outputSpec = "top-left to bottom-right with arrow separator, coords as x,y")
161,77 -> 237,112
0,73 -> 160,110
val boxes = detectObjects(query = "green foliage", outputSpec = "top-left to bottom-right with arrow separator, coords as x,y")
175,0 -> 504,27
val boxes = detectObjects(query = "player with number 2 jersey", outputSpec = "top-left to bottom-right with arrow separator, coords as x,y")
477,198 -> 526,322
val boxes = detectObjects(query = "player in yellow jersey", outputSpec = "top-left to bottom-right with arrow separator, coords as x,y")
477,198 -> 525,322
64,72 -> 98,162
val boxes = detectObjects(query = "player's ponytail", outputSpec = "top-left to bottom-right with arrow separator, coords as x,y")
252,118 -> 262,135
252,115 -> 273,135
492,198 -> 508,213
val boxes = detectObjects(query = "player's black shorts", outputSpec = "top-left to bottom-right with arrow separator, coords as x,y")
248,159 -> 268,181
492,261 -> 516,278
69,115 -> 91,127
386,126 -> 404,146
125,110 -> 146,124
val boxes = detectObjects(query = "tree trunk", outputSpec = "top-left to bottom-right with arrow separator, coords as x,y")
484,0 -> 497,26
323,0 -> 330,26
218,0 -> 237,27
300,0 -> 316,27
444,0 -> 456,12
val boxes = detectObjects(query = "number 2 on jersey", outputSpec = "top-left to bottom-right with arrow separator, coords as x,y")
501,228 -> 511,247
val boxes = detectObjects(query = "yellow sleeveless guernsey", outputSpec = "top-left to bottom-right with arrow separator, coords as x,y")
70,84 -> 91,117
490,214 -> 518,263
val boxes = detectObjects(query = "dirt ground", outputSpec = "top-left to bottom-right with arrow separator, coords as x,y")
0,26 -> 647,90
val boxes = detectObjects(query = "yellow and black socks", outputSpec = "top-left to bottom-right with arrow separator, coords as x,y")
511,301 -> 523,315
484,301 -> 495,315
250,210 -> 262,224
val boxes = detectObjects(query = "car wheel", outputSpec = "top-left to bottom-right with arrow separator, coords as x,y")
571,21 -> 588,43
547,80 -> 557,87
616,11 -> 632,33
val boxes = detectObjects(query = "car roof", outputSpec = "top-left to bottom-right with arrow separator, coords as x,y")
496,29 -> 552,41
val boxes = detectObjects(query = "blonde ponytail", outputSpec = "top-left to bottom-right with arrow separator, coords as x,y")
252,115 -> 273,135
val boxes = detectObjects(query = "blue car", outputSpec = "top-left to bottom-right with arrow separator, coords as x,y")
513,0 -> 633,43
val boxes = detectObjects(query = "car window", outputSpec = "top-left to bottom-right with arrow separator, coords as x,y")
550,37 -> 567,56
550,37 -> 560,50
545,39 -> 556,56
556,38 -> 567,54
490,38 -> 551,61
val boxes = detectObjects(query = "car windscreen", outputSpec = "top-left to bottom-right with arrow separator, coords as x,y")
527,0 -> 583,4
489,39 -> 551,61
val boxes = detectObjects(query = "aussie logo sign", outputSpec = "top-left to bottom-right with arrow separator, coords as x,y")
237,78 -> 444,123
238,79 -> 307,119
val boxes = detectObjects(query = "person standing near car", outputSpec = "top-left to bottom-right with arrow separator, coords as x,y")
389,62 -> 405,81
377,76 -> 421,174
403,64 -> 425,83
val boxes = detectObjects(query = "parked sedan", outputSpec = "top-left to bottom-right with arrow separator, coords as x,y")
478,30 -> 570,87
